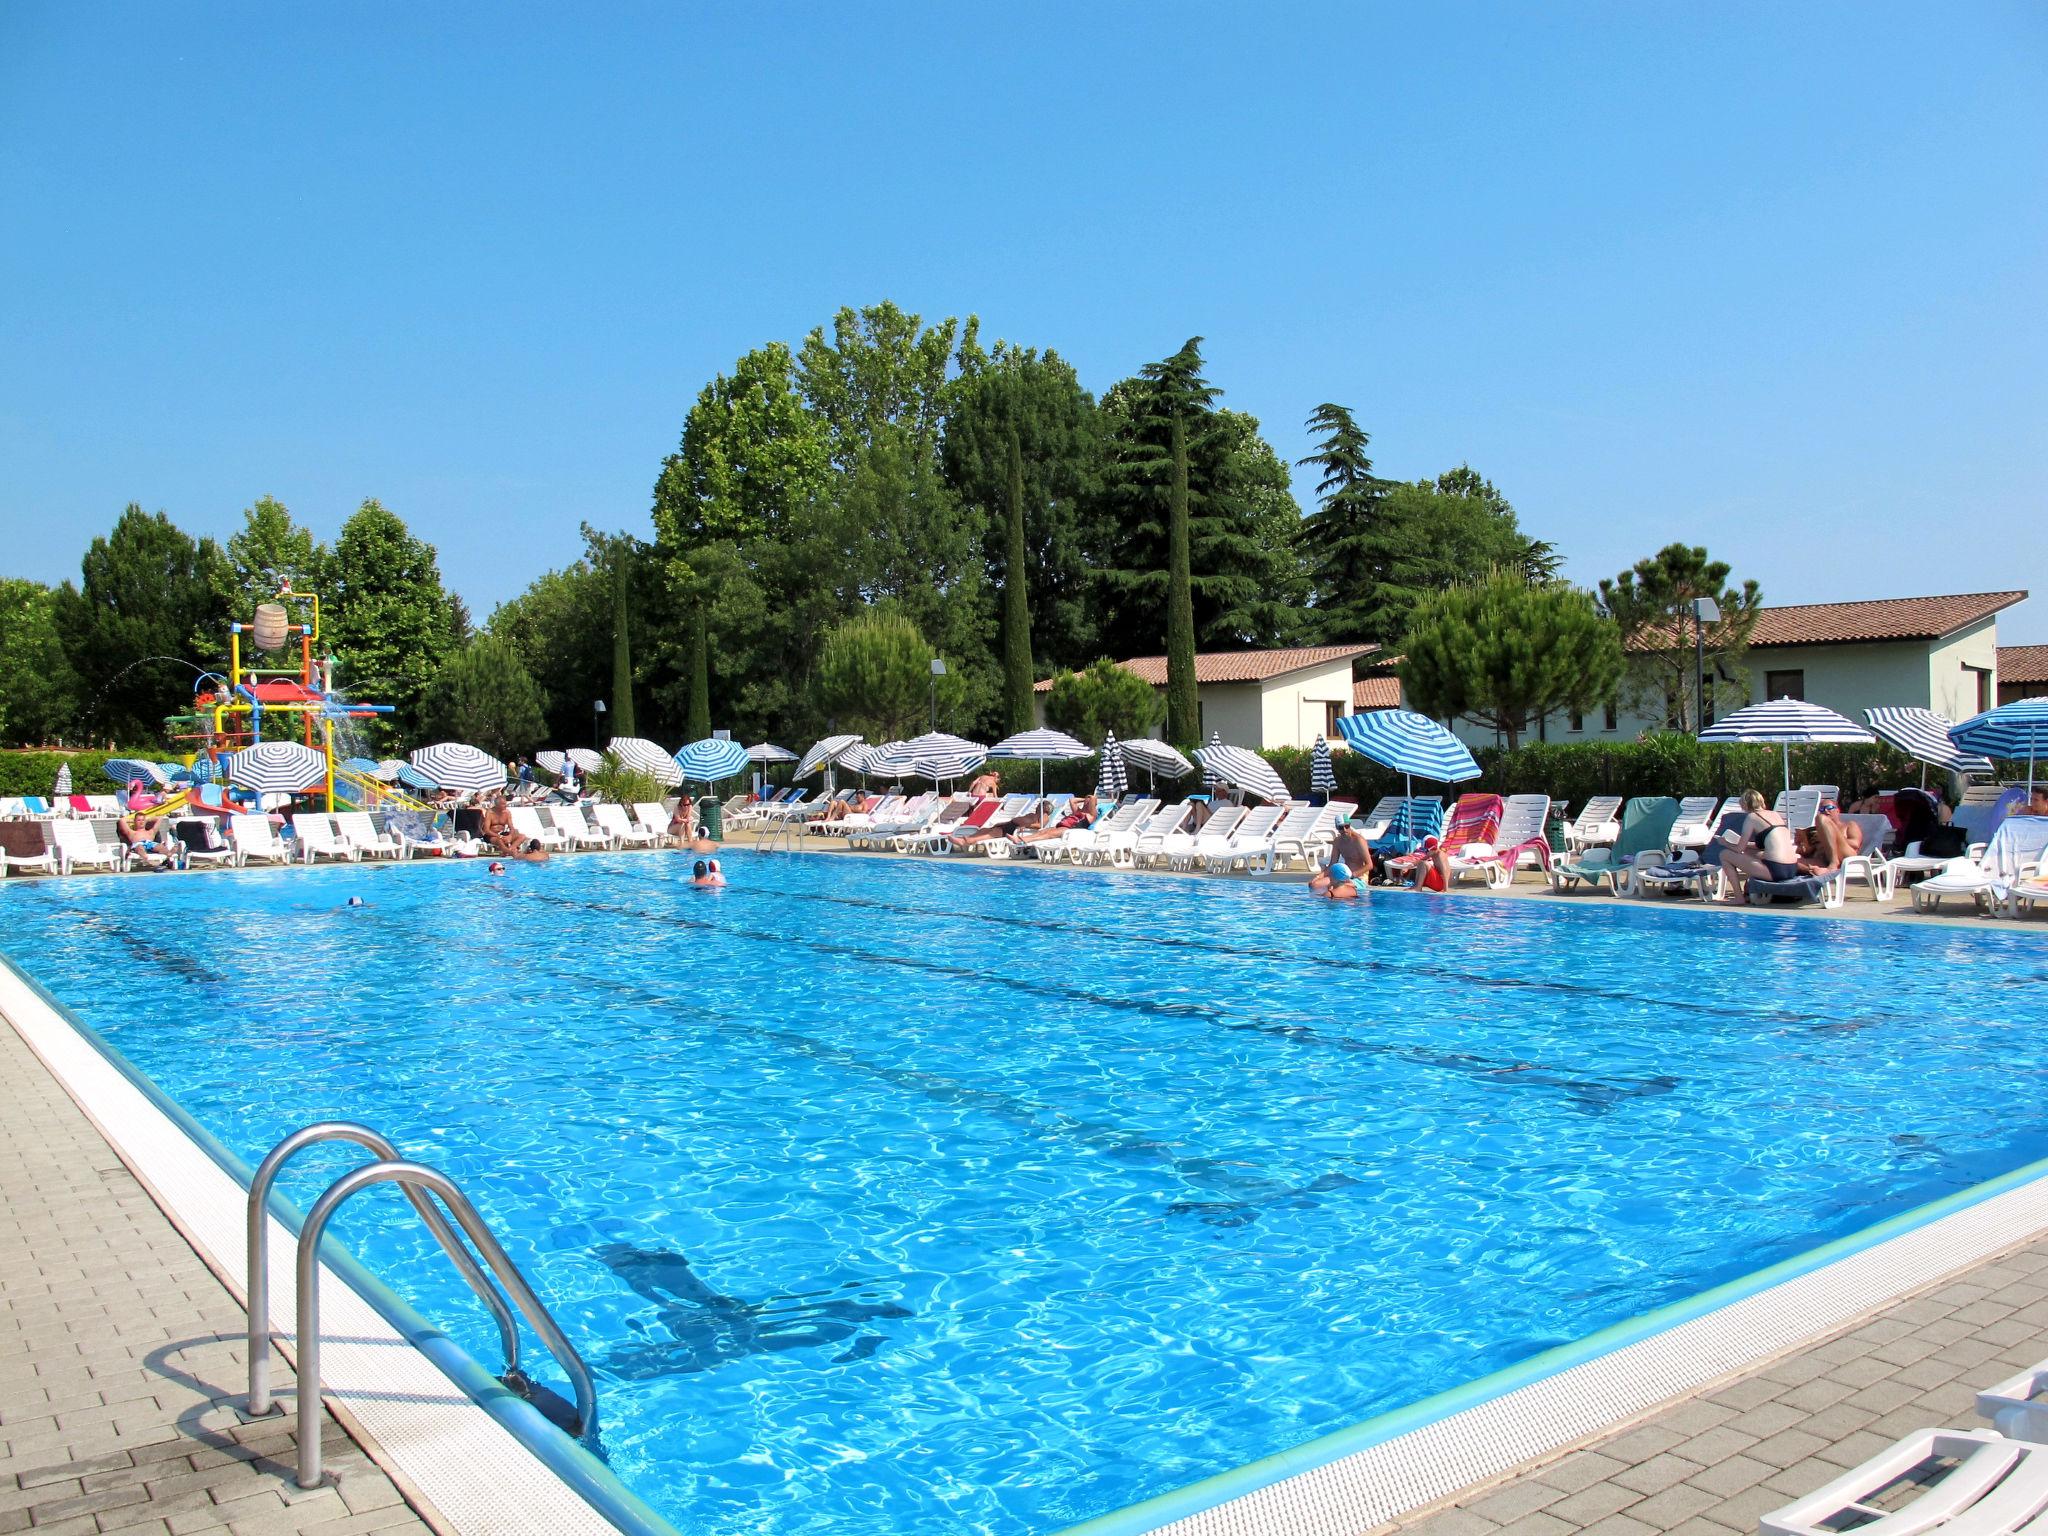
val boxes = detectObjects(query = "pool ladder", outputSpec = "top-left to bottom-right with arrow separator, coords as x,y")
757,807 -> 807,854
244,1122 -> 598,1489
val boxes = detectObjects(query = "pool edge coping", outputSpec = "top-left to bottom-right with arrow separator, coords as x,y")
0,946 -> 681,1536
1058,1153 -> 2048,1535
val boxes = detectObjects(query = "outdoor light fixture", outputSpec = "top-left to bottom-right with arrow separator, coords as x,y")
1692,596 -> 1722,732
593,697 -> 607,748
929,657 -> 947,733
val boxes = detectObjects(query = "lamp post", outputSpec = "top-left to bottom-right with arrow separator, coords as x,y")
1691,596 -> 1721,732
929,657 -> 947,734
593,698 -> 607,750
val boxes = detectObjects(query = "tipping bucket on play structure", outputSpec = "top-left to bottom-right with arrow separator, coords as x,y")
251,603 -> 290,652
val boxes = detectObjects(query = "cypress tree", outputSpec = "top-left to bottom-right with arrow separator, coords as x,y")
1164,410 -> 1199,747
686,609 -> 711,740
610,544 -> 636,738
1000,424 -> 1036,733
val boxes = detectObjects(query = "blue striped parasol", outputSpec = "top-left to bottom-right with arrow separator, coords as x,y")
674,736 -> 751,783
1200,729 -> 1223,788
1950,699 -> 2048,791
1336,710 -> 1481,799
103,757 -> 170,787
1310,735 -> 1336,795
407,742 -> 508,794
989,728 -> 1092,795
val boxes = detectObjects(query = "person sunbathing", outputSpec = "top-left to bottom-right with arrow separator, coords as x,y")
956,801 -> 1045,847
118,810 -> 180,870
1798,814 -> 1844,878
1011,795 -> 1095,846
968,770 -> 1001,798
1818,799 -> 1861,856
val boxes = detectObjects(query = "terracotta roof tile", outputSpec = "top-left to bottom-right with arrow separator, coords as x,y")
1743,591 -> 2024,647
1352,677 -> 1402,710
2000,645 -> 2048,685
1035,644 -> 1378,691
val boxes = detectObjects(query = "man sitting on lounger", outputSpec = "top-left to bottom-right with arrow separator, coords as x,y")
118,809 -> 181,870
1407,836 -> 1451,892
480,792 -> 547,860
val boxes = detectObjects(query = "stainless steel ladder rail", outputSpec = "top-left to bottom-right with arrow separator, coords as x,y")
246,1122 -> 519,1418
290,1159 -> 597,1488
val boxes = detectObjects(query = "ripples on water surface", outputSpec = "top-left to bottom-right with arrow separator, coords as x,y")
5,852 -> 2046,1533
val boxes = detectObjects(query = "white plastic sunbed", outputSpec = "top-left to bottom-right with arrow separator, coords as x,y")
230,814 -> 292,867
1255,801 -> 1338,873
1664,796 -> 1724,852
1563,795 -> 1624,851
592,803 -> 658,848
1773,787 -> 1825,831
508,806 -> 569,852
1,825 -> 56,876
632,803 -> 672,843
293,814 -> 359,864
1181,805 -> 1247,871
335,811 -> 405,861
1084,798 -> 1163,868
547,804 -> 612,850
1131,802 -> 1196,868
1207,804 -> 1285,873
1449,794 -> 1553,888
1839,812 -> 1895,901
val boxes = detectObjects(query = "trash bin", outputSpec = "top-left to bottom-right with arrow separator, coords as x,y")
701,796 -> 723,841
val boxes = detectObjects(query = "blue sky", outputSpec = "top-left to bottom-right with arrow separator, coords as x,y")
3,5 -> 2043,637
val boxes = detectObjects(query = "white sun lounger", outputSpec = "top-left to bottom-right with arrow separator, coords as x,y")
50,819 -> 132,873
335,812 -> 405,861
1563,795 -> 1624,851
1258,800 -> 1344,873
1181,805 -> 1248,871
1086,798 -> 1164,868
1762,1427 -> 2048,1535
1207,804 -> 1284,873
1131,802 -> 1196,868
1773,787 -> 1825,831
592,803 -> 658,848
547,804 -> 612,850
1664,796 -> 1725,851
292,814 -> 358,864
1,825 -> 56,876
1839,812 -> 1896,901
508,806 -> 569,852
230,814 -> 291,867
632,803 -> 672,843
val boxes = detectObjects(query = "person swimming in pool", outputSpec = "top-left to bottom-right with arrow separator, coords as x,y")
691,858 -> 726,888
1315,860 -> 1360,900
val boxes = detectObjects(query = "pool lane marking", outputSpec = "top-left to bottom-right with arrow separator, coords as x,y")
483,877 -> 1684,1115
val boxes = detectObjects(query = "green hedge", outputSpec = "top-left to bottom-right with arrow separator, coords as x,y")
0,749 -> 167,799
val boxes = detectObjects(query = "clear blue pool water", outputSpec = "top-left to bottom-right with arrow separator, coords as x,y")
4,852 -> 2047,1534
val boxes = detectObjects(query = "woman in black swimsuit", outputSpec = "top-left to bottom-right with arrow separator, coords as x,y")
1718,789 -> 1797,902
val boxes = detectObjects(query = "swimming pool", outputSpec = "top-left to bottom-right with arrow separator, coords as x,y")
3,852 -> 2045,1534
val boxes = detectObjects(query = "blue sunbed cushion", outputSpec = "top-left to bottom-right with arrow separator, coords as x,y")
1747,875 -> 1828,906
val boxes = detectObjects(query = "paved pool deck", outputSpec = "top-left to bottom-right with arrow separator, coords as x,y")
0,1017 -> 434,1536
1386,1238 -> 2048,1536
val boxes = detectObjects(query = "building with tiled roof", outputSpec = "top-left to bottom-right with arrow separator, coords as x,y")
2000,645 -> 2048,703
1034,644 -> 1379,749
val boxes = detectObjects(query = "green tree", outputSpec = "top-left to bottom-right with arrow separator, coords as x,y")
56,504 -> 230,745
996,427 -> 1033,731
1346,472 -> 1550,644
651,341 -> 841,743
1398,572 -> 1624,748
222,496 -> 328,617
686,609 -> 711,740
1041,659 -> 1163,745
326,499 -> 458,740
1599,543 -> 1763,730
814,608 -> 957,742
420,635 -> 546,757
940,344 -> 1104,685
1296,403 -> 1395,642
1095,343 -> 1306,677
0,579 -> 81,746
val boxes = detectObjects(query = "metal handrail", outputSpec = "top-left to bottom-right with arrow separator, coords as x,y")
246,1122 -> 519,1417
292,1159 -> 597,1488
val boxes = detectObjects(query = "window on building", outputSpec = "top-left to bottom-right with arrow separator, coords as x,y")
1765,669 -> 1805,701
1603,701 -> 1618,731
1326,701 -> 1344,736
1966,665 -> 1993,714
1567,707 -> 1583,732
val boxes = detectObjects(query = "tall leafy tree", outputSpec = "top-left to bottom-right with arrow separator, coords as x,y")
1599,543 -> 1762,730
420,635 -> 547,757
652,342 -> 840,744
1095,343 -> 1306,685
326,499 -> 458,740
1296,403 -> 1396,642
1399,572 -> 1624,748
0,579 -> 81,746
1335,471 -> 1551,644
222,496 -> 328,616
56,505 -> 230,745
940,344 -> 1104,726
686,609 -> 711,740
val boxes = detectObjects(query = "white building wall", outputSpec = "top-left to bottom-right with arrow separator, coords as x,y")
1195,686 -> 1265,747
1257,660 -> 1355,750
1926,619 -> 1999,720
